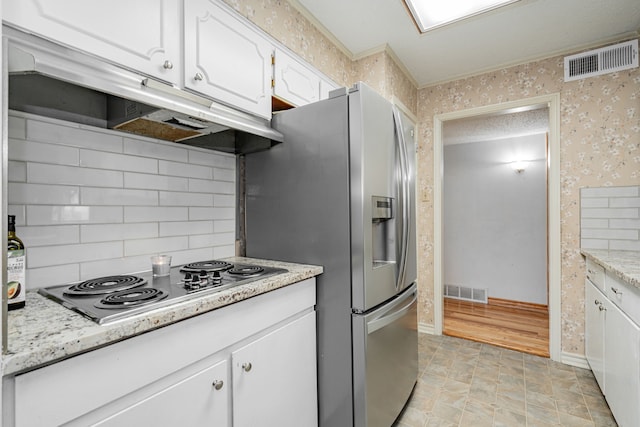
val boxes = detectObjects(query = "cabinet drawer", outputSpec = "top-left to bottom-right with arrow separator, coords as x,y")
586,258 -> 605,292
607,272 -> 640,326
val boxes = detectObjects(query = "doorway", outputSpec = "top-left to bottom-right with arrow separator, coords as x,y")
432,94 -> 562,362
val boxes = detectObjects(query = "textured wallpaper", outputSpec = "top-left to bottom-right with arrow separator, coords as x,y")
225,0 -> 639,356
417,51 -> 640,354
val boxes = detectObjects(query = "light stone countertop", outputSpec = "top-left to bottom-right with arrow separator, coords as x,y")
2,257 -> 322,376
581,249 -> 640,289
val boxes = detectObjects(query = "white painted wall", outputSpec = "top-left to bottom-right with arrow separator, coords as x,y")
7,111 -> 237,290
443,133 -> 547,304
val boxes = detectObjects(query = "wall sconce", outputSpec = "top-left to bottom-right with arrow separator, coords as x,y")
511,161 -> 527,173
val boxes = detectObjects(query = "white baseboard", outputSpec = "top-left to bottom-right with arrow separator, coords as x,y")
561,351 -> 590,370
418,322 -> 435,335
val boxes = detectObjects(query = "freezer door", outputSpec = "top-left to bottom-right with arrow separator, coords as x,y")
352,283 -> 418,427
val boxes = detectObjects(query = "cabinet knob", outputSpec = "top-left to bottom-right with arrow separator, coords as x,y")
594,299 -> 600,305
599,304 -> 607,312
212,380 -> 224,390
163,60 -> 173,70
194,72 -> 204,81
611,287 -> 623,296
242,362 -> 252,372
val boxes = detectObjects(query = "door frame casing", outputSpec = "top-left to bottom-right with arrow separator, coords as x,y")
433,93 -> 561,362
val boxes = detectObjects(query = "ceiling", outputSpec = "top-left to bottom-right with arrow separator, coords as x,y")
292,0 -> 640,87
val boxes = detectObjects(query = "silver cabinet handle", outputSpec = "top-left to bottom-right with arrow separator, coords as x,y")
163,60 -> 173,70
594,299 -> 600,305
599,304 -> 607,312
194,72 -> 203,81
611,287 -> 622,296
242,362 -> 252,372
212,380 -> 224,390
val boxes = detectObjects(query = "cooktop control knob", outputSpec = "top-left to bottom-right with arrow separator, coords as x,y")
212,271 -> 222,285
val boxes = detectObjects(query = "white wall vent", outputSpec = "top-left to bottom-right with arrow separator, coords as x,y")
564,39 -> 638,82
444,284 -> 488,304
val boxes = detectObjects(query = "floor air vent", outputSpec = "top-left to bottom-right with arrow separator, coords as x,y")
444,284 -> 488,304
564,39 -> 638,82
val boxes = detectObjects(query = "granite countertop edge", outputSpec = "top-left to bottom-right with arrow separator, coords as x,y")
581,249 -> 640,289
2,257 -> 322,376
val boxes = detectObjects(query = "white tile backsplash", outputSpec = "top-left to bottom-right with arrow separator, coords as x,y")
581,186 -> 640,250
8,111 -> 237,288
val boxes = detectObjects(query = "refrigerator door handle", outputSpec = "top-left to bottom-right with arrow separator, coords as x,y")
367,292 -> 417,334
392,106 -> 411,291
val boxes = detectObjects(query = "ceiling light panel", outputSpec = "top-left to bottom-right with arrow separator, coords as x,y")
404,0 -> 521,32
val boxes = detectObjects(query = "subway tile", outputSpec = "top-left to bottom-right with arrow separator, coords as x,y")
80,255 -> 152,279
214,219 -> 235,233
213,245 -> 236,258
214,194 -> 236,207
581,207 -> 638,219
7,205 -> 26,225
188,149 -> 235,169
28,241 -> 123,268
581,228 -> 638,240
189,178 -> 235,194
610,197 -> 640,208
160,221 -> 214,237
124,172 -> 188,191
81,223 -> 158,243
80,149 -> 158,173
9,183 -> 80,205
124,236 -> 189,257
27,264 -> 80,289
581,186 -> 639,198
123,137 -> 188,162
159,160 -> 212,179
27,119 -> 123,152
19,225 -> 80,247
159,191 -> 214,207
610,218 -> 640,229
580,218 -> 609,229
8,114 -> 26,139
610,239 -> 640,251
81,187 -> 158,206
29,163 -> 123,187
169,248 -> 216,266
580,239 -> 609,250
27,205 -> 123,225
214,167 -> 236,182
189,232 -> 235,249
8,161 -> 27,182
9,139 -> 79,165
580,197 -> 608,208
189,207 -> 235,221
124,206 -> 188,223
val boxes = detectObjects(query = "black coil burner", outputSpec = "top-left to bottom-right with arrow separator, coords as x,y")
94,288 -> 168,309
180,260 -> 233,273
228,266 -> 265,277
64,275 -> 147,296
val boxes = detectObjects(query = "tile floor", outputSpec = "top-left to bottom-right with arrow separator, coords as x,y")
394,333 -> 617,427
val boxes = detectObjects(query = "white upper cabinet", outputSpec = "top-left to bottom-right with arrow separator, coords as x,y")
3,0 -> 182,85
184,0 -> 273,119
273,48 -> 320,107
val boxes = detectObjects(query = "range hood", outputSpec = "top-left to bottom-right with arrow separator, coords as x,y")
5,27 -> 283,154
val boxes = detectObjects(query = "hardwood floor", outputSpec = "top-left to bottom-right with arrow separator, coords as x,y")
443,297 -> 550,357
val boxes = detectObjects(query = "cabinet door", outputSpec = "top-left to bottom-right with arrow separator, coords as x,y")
232,312 -> 317,427
585,279 -> 606,392
320,78 -> 338,100
184,0 -> 273,119
3,0 -> 181,85
94,359 -> 230,427
604,299 -> 640,427
273,48 -> 321,107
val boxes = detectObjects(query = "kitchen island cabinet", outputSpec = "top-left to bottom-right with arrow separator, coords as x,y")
2,260 -> 320,427
583,250 -> 640,427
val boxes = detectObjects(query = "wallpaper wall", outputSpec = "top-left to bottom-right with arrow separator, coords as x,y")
225,0 -> 639,356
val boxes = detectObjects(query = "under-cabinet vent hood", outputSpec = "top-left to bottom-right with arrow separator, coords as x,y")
5,27 -> 283,154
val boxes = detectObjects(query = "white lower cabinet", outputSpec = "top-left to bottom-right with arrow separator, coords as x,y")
5,278 -> 317,427
585,271 -> 640,427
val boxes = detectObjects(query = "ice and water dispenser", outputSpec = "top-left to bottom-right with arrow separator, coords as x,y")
371,196 -> 396,268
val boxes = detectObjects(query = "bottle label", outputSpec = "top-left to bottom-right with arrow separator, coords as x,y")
8,249 -> 26,306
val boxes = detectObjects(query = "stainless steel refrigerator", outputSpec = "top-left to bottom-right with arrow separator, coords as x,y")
245,82 -> 418,427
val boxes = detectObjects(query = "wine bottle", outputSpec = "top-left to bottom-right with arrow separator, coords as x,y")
7,215 -> 26,310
